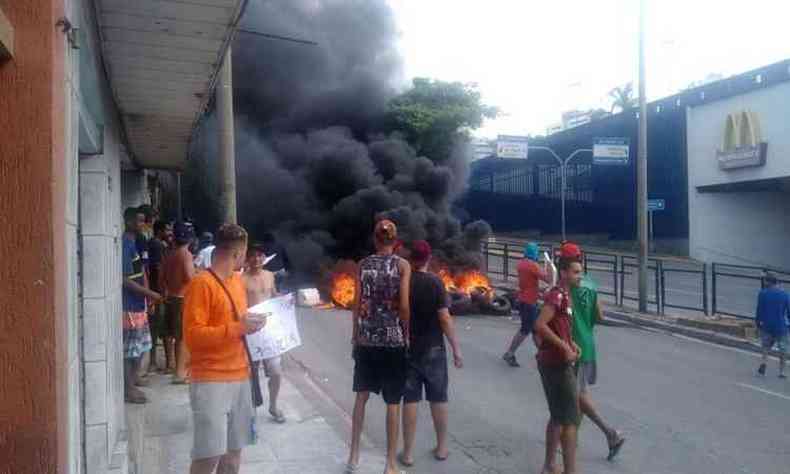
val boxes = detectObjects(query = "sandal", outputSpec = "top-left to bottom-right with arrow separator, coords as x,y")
171,376 -> 189,385
269,408 -> 286,424
607,432 -> 626,461
344,463 -> 359,473
397,452 -> 414,467
125,390 -> 148,404
433,448 -> 449,461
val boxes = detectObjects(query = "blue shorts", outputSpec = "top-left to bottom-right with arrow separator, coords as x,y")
519,303 -> 539,335
761,332 -> 788,353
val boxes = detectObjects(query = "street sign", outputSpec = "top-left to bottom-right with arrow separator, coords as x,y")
593,137 -> 630,165
496,135 -> 529,159
648,199 -> 666,212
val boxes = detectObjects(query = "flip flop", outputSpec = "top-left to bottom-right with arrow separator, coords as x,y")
397,452 -> 414,467
607,434 -> 626,461
344,463 -> 358,473
433,448 -> 449,461
171,376 -> 189,385
269,409 -> 286,424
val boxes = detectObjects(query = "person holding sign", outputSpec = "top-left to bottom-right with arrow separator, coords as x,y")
346,219 -> 411,474
183,224 -> 265,474
243,242 -> 286,424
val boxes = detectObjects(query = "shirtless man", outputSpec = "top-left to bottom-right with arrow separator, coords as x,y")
242,242 -> 286,423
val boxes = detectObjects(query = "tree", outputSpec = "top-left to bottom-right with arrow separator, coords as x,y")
385,78 -> 499,164
608,83 -> 637,113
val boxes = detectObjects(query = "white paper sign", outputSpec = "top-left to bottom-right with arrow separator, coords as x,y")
245,293 -> 301,361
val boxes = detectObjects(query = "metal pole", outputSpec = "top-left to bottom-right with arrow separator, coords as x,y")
637,0 -> 649,312
560,164 -> 567,241
176,171 -> 183,221
218,49 -> 238,224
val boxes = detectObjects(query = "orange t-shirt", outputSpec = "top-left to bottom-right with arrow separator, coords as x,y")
183,271 -> 249,382
517,259 -> 546,305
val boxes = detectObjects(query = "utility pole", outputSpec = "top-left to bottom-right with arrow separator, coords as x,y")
637,0 -> 649,312
176,171 -> 183,221
217,48 -> 238,224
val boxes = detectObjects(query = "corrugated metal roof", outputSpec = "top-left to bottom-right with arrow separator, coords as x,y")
96,0 -> 245,170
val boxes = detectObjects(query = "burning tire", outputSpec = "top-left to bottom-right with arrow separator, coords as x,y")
484,296 -> 512,316
449,293 -> 476,316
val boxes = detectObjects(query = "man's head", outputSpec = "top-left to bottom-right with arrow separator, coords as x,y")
153,220 -> 172,240
214,224 -> 249,271
199,232 -> 214,249
410,240 -> 432,270
138,204 -> 155,224
558,257 -> 584,288
374,219 -> 397,249
173,221 -> 195,246
559,241 -> 582,261
764,272 -> 779,287
246,242 -> 266,271
124,207 -> 145,234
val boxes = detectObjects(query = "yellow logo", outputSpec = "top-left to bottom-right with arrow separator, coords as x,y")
717,110 -> 767,170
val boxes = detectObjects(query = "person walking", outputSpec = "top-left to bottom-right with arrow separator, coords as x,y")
756,272 -> 790,378
242,242 -> 286,423
534,256 -> 583,474
398,240 -> 463,468
162,221 -> 196,383
346,219 -> 411,474
561,242 -> 626,462
503,242 -> 552,367
122,207 -> 162,404
183,224 -> 265,474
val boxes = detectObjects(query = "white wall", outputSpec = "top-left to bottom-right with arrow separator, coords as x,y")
687,81 -> 790,269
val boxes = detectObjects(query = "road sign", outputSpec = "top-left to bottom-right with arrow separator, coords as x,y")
648,199 -> 666,212
593,137 -> 630,165
496,135 -> 528,159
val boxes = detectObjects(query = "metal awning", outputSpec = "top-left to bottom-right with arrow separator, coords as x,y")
96,0 -> 246,170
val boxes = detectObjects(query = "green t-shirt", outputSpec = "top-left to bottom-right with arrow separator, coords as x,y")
571,276 -> 598,363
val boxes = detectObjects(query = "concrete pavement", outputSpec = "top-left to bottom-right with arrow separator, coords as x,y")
127,362 -> 386,474
292,307 -> 790,474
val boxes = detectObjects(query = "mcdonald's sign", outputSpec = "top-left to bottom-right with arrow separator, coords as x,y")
716,110 -> 767,170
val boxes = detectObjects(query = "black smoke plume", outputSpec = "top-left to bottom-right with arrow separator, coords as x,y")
185,0 -> 490,279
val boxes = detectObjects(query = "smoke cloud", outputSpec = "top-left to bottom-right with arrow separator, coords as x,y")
186,0 -> 489,279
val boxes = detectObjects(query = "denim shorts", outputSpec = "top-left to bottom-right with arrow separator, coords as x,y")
404,346 -> 449,403
761,332 -> 788,353
519,303 -> 539,335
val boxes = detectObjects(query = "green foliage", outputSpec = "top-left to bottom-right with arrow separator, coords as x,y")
608,83 -> 638,113
385,78 -> 499,163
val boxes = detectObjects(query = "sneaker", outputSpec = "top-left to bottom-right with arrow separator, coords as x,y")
779,373 -> 787,379
503,353 -> 521,368
757,363 -> 767,376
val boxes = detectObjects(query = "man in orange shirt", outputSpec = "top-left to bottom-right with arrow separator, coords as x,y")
183,224 -> 265,474
162,221 -> 196,383
503,242 -> 553,367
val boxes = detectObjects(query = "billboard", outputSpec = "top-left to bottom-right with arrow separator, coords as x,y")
496,135 -> 529,159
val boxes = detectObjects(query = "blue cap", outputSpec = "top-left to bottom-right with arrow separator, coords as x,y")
524,242 -> 539,261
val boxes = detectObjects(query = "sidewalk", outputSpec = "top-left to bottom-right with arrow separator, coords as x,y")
126,362 -> 385,474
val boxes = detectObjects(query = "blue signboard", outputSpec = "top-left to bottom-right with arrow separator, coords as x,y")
648,199 -> 666,212
593,137 -> 630,165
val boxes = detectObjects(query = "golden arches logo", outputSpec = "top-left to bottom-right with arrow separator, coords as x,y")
717,110 -> 767,170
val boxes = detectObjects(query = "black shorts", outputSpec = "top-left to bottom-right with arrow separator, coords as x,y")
165,297 -> 184,339
538,363 -> 580,426
353,346 -> 407,405
404,346 -> 449,403
519,303 -> 539,335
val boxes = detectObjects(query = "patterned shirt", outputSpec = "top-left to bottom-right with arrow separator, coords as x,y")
536,286 -> 574,367
357,254 -> 405,347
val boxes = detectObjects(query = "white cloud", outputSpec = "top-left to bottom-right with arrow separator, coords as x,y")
388,0 -> 790,137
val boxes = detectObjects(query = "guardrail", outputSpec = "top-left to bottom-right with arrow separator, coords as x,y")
481,240 -> 789,319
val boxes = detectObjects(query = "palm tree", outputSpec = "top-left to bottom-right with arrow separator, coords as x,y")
608,83 -> 637,113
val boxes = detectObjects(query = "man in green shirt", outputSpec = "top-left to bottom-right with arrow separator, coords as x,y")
571,274 -> 625,462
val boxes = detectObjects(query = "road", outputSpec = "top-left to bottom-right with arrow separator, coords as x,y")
289,307 -> 790,474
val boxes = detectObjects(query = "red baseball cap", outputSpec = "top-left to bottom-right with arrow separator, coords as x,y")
410,240 -> 432,265
559,241 -> 582,260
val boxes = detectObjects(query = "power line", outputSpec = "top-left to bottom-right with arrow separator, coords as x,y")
237,29 -> 319,46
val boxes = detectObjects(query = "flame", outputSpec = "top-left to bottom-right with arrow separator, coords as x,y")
434,265 -> 492,297
331,272 -> 356,309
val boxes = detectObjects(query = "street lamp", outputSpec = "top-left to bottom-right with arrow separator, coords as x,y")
529,146 -> 592,241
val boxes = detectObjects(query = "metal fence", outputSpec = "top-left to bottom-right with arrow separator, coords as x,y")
481,240 -> 788,319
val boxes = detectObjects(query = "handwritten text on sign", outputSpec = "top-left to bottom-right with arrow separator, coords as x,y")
245,293 -> 301,361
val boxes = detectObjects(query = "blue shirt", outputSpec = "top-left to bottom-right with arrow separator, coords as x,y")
122,234 -> 147,312
756,287 -> 790,337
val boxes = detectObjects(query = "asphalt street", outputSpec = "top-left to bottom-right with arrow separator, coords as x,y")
289,307 -> 790,474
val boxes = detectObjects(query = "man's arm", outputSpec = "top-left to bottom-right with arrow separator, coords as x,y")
398,258 -> 411,325
534,303 -> 577,362
123,278 -> 161,301
351,269 -> 362,344
755,292 -> 765,330
595,296 -> 605,324
438,308 -> 463,368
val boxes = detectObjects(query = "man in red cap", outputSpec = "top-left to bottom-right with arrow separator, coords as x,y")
398,241 -> 463,468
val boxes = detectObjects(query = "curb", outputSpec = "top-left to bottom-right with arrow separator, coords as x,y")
603,308 -> 785,358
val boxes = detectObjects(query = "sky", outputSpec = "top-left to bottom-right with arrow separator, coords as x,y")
387,0 -> 790,138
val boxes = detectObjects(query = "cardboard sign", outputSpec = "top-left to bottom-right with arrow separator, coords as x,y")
245,293 -> 301,361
